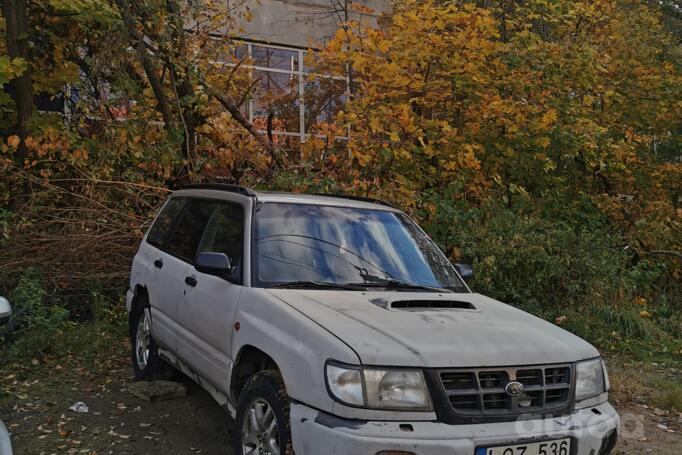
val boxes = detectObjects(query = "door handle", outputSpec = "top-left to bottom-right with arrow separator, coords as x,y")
154,259 -> 163,269
185,276 -> 198,287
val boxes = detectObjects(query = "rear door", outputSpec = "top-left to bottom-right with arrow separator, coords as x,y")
176,200 -> 246,392
141,197 -> 188,352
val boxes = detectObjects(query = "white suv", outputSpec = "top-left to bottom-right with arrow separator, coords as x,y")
127,184 -> 619,455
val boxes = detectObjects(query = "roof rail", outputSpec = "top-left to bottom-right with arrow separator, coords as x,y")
181,183 -> 256,197
311,193 -> 394,208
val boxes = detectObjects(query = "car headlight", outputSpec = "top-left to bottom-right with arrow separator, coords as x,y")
575,358 -> 607,403
325,362 -> 432,410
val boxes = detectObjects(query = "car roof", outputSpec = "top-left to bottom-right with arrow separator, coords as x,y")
253,191 -> 398,211
173,186 -> 399,212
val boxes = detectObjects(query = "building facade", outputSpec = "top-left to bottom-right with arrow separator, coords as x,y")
233,0 -> 389,48
224,0 -> 391,143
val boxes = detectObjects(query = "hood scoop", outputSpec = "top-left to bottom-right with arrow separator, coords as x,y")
371,298 -> 476,311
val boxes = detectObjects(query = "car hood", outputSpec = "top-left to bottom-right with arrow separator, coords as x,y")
267,290 -> 599,367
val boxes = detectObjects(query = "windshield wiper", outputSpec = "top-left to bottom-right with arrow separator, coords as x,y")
270,281 -> 365,291
350,278 -> 453,293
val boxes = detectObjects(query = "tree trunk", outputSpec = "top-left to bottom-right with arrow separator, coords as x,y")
115,0 -> 174,127
167,0 -> 201,181
2,0 -> 34,197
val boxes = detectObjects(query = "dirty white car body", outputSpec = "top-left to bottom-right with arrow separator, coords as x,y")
127,185 -> 619,455
0,297 -> 14,455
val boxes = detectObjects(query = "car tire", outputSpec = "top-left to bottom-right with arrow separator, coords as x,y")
235,370 -> 294,455
130,294 -> 172,380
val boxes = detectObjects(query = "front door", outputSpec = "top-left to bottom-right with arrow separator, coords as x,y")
159,199 -> 218,355
176,200 -> 246,393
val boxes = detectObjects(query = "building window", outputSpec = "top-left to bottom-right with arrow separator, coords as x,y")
214,40 -> 349,143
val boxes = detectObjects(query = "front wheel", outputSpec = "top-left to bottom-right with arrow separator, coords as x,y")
235,371 -> 293,455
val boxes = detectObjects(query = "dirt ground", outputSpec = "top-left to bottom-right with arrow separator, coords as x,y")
1,339 -> 232,455
1,341 -> 681,454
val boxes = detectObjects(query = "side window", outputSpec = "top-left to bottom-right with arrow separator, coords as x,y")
147,198 -> 186,248
165,199 -> 218,262
197,202 -> 245,270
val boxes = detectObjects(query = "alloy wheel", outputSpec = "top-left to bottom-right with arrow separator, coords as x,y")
135,308 -> 151,370
241,398 -> 280,455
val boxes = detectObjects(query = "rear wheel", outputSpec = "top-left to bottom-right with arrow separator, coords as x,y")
130,295 -> 171,380
235,371 -> 293,455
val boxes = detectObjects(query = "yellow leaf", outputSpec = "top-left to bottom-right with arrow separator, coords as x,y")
554,315 -> 568,325
7,135 -> 20,149
537,109 -> 558,130
536,137 -> 551,148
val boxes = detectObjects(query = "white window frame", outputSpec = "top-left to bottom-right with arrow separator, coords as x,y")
214,39 -> 349,143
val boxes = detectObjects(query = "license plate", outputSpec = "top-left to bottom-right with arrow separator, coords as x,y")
476,437 -> 571,455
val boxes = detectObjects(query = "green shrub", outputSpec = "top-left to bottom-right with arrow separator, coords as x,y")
2,269 -> 69,359
420,197 -> 626,312
1,272 -> 130,363
417,191 -> 681,359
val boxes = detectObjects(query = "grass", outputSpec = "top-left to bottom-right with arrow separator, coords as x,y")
656,387 -> 682,412
557,292 -> 682,367
650,377 -> 682,412
608,356 -> 682,413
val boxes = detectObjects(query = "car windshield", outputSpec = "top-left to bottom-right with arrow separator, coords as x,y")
253,202 -> 467,292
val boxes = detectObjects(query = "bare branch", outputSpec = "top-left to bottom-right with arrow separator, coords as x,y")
198,76 -> 275,154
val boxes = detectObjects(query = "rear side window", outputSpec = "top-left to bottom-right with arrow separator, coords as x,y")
147,198 -> 186,248
165,200 -> 219,262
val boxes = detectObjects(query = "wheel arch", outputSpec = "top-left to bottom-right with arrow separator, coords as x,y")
230,344 -> 281,402
129,284 -> 149,334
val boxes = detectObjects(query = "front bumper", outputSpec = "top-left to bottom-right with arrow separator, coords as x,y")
291,401 -> 619,455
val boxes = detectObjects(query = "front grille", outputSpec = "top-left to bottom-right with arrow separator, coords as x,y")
479,371 -> 507,389
481,392 -> 508,409
450,394 -> 479,410
517,369 -> 543,386
432,364 -> 573,423
441,372 -> 477,390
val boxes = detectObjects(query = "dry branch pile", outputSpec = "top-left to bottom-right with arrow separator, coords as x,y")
0,169 -> 168,302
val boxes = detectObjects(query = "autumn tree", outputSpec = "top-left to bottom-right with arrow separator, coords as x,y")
307,0 -> 681,251
0,0 -> 679,302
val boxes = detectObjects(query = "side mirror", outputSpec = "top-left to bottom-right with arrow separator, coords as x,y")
195,252 -> 232,277
0,297 -> 12,323
454,263 -> 474,282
